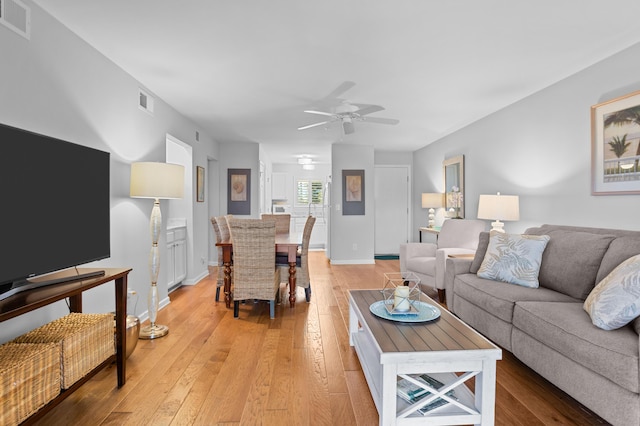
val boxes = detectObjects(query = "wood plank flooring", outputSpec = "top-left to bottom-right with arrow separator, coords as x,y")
33,252 -> 609,425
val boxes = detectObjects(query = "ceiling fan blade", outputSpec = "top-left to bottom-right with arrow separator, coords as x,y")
354,104 -> 385,116
326,81 -> 356,99
362,117 -> 400,125
304,110 -> 335,117
298,121 -> 331,131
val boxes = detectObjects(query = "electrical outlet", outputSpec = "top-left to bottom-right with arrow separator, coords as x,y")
352,243 -> 357,250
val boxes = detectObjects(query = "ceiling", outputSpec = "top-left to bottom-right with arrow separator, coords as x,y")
34,0 -> 640,165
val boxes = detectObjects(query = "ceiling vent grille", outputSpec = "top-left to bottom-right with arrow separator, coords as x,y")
0,0 -> 30,40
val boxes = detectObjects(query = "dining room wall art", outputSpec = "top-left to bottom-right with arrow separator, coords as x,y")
227,168 -> 251,214
342,169 -> 365,215
591,90 -> 640,195
196,166 -> 205,202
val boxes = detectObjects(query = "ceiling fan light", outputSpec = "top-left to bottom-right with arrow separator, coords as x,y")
302,164 -> 315,170
298,157 -> 313,165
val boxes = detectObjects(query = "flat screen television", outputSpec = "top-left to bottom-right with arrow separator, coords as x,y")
0,123 -> 110,299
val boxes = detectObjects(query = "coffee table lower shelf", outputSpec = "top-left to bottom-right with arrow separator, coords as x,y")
349,290 -> 501,426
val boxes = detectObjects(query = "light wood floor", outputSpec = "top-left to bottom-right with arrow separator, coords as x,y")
34,252 -> 608,425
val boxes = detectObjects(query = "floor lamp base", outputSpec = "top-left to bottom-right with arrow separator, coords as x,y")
139,323 -> 169,340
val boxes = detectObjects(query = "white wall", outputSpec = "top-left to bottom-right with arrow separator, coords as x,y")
330,144 -> 375,264
413,42 -> 640,239
0,2 -> 218,342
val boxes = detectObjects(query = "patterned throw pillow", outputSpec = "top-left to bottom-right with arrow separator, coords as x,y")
477,231 -> 550,288
584,254 -> 640,330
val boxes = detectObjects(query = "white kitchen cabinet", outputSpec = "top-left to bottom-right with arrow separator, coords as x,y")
272,172 -> 289,200
167,226 -> 187,289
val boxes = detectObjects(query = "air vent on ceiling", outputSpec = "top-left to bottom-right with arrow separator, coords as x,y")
0,0 -> 30,40
138,88 -> 154,115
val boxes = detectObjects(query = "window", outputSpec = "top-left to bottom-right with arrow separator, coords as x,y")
296,180 -> 323,205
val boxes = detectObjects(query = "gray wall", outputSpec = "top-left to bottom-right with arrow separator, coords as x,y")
330,144 -> 375,263
413,42 -> 640,240
0,3 -> 218,342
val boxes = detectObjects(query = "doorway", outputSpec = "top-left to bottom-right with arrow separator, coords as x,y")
374,165 -> 410,256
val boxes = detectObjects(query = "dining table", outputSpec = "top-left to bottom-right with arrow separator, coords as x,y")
216,233 -> 301,309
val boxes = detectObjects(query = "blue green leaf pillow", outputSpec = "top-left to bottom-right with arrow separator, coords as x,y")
477,231 -> 550,288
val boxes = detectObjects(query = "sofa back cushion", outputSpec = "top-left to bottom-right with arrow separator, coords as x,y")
525,228 -> 615,299
596,236 -> 640,283
470,231 -> 490,274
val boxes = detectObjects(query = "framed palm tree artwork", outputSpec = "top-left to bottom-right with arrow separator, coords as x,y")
591,90 -> 640,194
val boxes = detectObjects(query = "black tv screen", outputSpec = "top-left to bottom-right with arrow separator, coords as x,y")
0,123 -> 110,290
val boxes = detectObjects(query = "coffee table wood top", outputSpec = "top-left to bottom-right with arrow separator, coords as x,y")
349,289 -> 499,358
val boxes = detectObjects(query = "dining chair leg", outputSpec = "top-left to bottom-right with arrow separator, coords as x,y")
234,301 -> 240,318
269,300 -> 275,319
215,286 -> 220,302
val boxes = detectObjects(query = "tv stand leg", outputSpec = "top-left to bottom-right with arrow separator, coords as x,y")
68,294 -> 82,312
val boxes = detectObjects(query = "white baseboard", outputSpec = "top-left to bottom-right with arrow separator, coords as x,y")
182,270 -> 210,286
138,296 -> 171,323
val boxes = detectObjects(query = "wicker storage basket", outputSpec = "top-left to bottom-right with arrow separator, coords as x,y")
0,342 -> 61,426
13,313 -> 115,389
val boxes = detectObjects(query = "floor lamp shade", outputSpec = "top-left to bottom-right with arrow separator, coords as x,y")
422,193 -> 444,228
130,162 -> 185,339
130,162 -> 184,199
477,192 -> 519,232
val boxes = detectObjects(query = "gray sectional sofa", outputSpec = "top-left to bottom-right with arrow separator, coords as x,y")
444,224 -> 640,426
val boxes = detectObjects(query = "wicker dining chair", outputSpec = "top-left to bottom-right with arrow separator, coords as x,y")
210,216 -> 232,302
228,218 -> 281,319
277,215 -> 315,302
261,213 -> 291,235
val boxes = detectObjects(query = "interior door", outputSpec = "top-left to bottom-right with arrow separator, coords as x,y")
374,166 -> 409,256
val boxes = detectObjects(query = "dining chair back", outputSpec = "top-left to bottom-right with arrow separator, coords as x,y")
228,218 -> 281,318
211,215 -> 232,302
261,213 -> 291,235
278,215 -> 315,302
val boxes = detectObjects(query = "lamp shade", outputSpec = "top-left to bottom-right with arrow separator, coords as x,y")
422,192 -> 444,208
130,162 -> 185,199
477,193 -> 520,221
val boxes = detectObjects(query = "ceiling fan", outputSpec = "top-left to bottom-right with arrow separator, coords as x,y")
297,82 -> 399,135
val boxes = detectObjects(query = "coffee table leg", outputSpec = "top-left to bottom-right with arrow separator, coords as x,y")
476,360 -> 497,425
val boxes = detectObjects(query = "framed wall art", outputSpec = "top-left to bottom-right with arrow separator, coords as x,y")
342,169 -> 365,215
227,168 -> 251,214
592,90 -> 640,195
196,166 -> 205,202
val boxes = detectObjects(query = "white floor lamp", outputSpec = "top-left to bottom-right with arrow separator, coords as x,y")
130,162 -> 184,339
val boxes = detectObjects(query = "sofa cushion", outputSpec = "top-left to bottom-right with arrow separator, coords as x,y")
584,254 -> 640,330
596,236 -> 640,283
470,231 -> 490,274
478,232 -> 549,288
525,228 -> 615,299
453,273 -> 579,323
513,301 -> 639,394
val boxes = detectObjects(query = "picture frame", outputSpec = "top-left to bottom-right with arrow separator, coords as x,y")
342,169 -> 365,215
592,90 -> 640,195
196,166 -> 205,202
443,155 -> 464,218
227,168 -> 251,214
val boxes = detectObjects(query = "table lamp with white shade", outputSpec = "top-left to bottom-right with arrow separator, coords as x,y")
422,192 -> 444,228
477,192 -> 520,233
130,162 -> 184,339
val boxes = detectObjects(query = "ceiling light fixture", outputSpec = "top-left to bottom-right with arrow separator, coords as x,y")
298,157 -> 312,165
302,164 -> 315,170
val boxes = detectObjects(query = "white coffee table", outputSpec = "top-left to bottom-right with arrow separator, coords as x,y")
349,289 -> 502,425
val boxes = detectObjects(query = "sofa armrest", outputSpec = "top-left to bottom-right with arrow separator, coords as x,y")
399,242 -> 437,272
444,257 -> 473,310
435,248 -> 476,291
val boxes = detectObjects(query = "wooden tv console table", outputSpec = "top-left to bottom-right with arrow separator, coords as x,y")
0,267 -> 132,425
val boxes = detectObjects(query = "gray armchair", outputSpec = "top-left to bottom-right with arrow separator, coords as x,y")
399,219 -> 486,302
